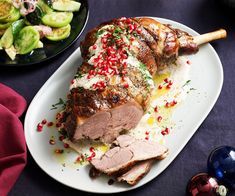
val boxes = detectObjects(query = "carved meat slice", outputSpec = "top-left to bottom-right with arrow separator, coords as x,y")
117,159 -> 154,185
65,101 -> 143,143
90,135 -> 168,175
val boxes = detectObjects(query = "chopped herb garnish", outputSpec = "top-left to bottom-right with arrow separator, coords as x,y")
95,29 -> 105,38
74,72 -> 83,79
84,153 -> 89,159
139,62 -> 152,84
112,26 -> 124,40
133,33 -> 138,37
51,98 -> 66,110
139,62 -> 147,71
59,129 -> 68,138
126,34 -> 131,39
114,27 -> 123,34
124,48 -> 132,56
77,87 -> 84,93
182,80 -> 191,87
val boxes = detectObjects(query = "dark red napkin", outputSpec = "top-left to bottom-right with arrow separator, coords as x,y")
0,83 -> 27,196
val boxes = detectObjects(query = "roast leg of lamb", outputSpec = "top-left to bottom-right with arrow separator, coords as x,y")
60,17 -> 226,144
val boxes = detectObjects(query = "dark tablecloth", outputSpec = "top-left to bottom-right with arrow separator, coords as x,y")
1,0 -> 235,195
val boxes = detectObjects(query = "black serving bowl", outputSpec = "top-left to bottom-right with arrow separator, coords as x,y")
0,0 -> 89,66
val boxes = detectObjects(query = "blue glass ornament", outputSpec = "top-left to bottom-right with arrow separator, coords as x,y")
208,146 -> 235,189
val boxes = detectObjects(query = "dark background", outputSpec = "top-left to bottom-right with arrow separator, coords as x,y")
1,0 -> 234,195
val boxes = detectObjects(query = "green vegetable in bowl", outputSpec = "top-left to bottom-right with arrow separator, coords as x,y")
0,0 -> 82,60
0,22 -> 12,30
37,0 -> 53,14
0,0 -> 15,22
52,0 -> 81,12
46,24 -> 71,41
5,45 -> 17,60
2,7 -> 20,23
15,26 -> 40,54
11,19 -> 25,37
1,27 -> 13,49
42,11 -> 73,27
1,19 -> 24,49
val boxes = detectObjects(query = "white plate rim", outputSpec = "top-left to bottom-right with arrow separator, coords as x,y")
24,17 -> 224,193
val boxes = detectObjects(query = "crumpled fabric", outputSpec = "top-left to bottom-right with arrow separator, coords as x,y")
0,83 -> 27,196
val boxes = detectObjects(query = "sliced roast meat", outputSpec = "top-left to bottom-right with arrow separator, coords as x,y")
66,101 -> 143,143
90,135 -> 168,175
117,159 -> 153,185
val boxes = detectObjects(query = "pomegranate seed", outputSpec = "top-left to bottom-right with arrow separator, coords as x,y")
161,128 -> 170,135
165,128 -> 169,134
54,149 -> 64,154
172,100 -> 177,105
161,130 -> 166,135
59,135 -> 65,141
186,60 -> 191,64
92,44 -> 97,50
101,37 -> 107,44
145,131 -> 149,135
49,139 -> 55,145
165,102 -> 170,108
47,122 -> 54,127
164,78 -> 169,83
126,18 -> 132,23
71,79 -> 74,84
90,147 -> 95,152
130,37 -> 135,41
128,24 -> 135,32
123,62 -> 127,68
120,17 -> 127,21
91,151 -> 96,157
157,116 -> 162,122
37,123 -> 43,132
154,106 -> 158,112
169,80 -> 173,85
123,83 -> 129,88
120,53 -> 128,59
107,47 -> 115,55
122,70 -> 127,75
41,119 -> 47,124
158,85 -> 163,89
145,137 -> 149,140
76,156 -> 81,162
136,28 -> 142,34
117,21 -> 122,26
116,39 -> 122,45
102,44 -> 107,49
64,143 -> 70,148
166,84 -> 171,89
86,156 -> 93,161
56,123 -> 61,128
56,113 -> 61,119
106,33 -> 112,38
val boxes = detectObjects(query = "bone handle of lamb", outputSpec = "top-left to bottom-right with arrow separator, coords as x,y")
193,29 -> 227,46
